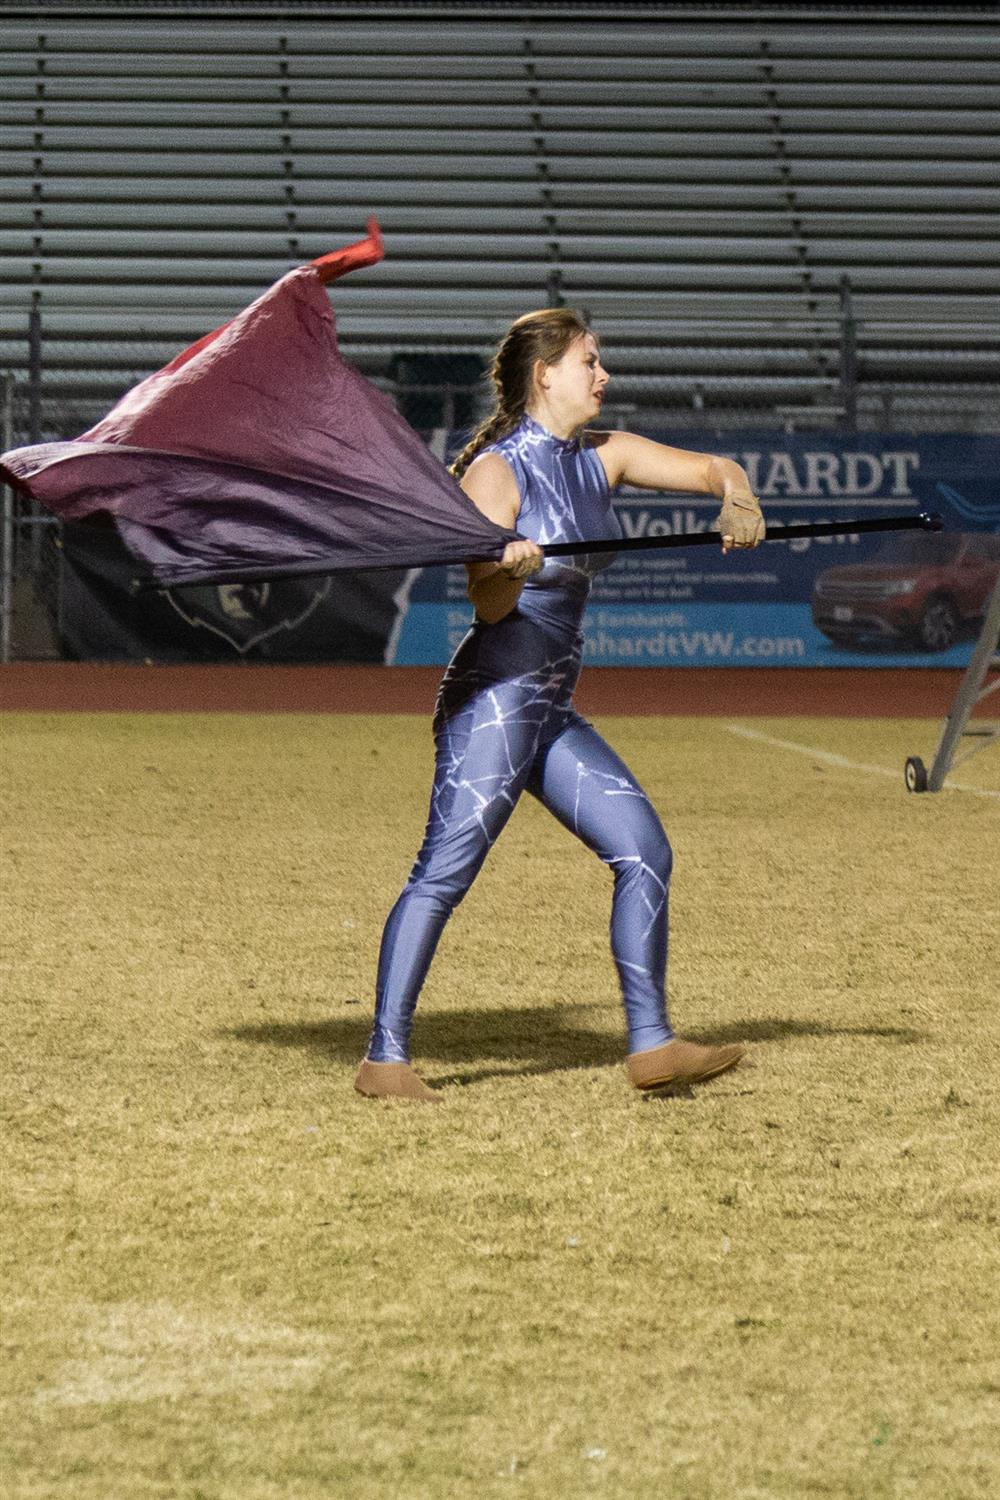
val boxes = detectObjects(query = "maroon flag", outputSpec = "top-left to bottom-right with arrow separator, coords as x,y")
1,221 -> 516,587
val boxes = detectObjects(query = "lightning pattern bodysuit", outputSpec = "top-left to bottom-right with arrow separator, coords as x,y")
368,413 -> 675,1062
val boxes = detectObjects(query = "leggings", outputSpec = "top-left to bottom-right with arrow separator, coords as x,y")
368,658 -> 674,1062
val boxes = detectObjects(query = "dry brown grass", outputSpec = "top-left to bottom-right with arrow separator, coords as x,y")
2,710 -> 998,1499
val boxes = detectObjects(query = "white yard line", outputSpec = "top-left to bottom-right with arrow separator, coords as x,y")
725,723 -> 1000,801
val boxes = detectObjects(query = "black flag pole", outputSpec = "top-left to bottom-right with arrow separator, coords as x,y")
541,510 -> 943,558
128,511 -> 943,591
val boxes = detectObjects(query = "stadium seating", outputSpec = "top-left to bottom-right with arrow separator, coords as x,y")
1,9 -> 997,432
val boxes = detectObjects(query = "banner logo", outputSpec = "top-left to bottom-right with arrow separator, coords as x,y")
162,577 -> 332,655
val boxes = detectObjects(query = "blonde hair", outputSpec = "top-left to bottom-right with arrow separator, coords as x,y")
449,308 -> 591,478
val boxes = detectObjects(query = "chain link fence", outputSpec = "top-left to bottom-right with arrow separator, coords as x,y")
2,374 -> 63,662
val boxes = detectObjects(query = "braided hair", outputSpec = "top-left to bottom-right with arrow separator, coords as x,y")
449,308 -> 591,479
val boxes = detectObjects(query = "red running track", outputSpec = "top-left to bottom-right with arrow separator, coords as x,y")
0,663 -> 984,717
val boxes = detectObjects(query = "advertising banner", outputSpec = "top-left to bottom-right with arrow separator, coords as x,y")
391,431 -> 1000,669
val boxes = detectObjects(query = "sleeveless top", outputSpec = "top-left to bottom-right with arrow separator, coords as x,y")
481,412 -> 620,640
435,414 -> 620,722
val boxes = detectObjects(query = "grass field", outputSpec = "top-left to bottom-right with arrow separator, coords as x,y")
2,710 -> 998,1500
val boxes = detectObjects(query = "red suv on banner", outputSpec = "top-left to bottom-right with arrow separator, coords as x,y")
812,531 -> 1000,652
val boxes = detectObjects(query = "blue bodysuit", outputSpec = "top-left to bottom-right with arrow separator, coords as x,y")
368,412 -> 675,1062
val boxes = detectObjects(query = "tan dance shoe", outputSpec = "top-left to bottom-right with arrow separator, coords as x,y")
354,1059 -> 440,1102
626,1037 -> 745,1092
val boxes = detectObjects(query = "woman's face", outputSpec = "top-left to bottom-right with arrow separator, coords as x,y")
539,332 -> 609,424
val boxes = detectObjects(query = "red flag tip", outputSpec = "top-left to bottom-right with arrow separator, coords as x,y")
366,216 -> 384,258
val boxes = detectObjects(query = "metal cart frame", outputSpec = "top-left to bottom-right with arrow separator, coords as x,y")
905,574 -> 1000,793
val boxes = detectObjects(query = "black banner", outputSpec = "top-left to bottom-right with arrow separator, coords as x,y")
58,523 -> 408,663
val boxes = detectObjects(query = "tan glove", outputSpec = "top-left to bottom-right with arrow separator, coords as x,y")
717,490 -> 765,553
498,539 -> 544,578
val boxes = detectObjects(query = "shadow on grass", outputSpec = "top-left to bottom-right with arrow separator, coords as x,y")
699,1016 -> 925,1048
224,1007 -> 925,1088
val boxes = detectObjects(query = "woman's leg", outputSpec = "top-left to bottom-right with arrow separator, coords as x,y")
526,715 -> 674,1054
366,673 -> 559,1065
526,715 -> 745,1087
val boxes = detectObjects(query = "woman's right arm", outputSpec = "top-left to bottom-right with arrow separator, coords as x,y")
461,453 -> 543,624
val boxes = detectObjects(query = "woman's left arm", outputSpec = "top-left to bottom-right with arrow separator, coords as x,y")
593,431 -> 765,553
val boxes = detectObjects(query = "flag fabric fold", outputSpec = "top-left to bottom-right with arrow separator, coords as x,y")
1,221 -> 517,587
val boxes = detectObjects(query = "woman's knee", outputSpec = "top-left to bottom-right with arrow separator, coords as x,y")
642,822 -> 673,885
613,807 -> 672,885
406,824 -> 496,909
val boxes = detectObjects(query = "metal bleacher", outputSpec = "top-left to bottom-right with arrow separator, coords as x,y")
1,3 -> 998,433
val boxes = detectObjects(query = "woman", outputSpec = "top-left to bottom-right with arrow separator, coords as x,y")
355,309 -> 765,1102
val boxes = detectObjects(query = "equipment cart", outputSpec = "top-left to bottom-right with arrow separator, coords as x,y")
905,574 -> 1000,793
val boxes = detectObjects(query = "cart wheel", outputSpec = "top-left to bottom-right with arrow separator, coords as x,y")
905,756 -> 928,793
